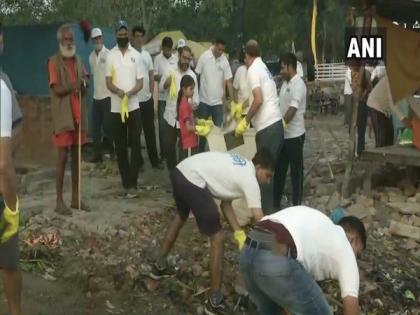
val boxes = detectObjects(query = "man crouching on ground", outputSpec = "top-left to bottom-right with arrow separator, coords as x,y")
240,206 -> 366,315
150,148 -> 274,315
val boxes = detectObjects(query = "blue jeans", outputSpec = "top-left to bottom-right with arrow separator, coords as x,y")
158,100 -> 166,159
240,246 -> 332,315
255,120 -> 284,214
197,102 -> 224,152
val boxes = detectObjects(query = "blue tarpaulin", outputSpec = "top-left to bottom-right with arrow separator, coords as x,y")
1,22 -> 116,96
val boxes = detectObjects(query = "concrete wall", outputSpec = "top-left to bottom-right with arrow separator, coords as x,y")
15,96 -> 55,167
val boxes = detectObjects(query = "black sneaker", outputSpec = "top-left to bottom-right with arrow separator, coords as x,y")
149,263 -> 176,280
204,297 -> 230,315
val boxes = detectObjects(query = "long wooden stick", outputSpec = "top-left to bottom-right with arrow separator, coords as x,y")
78,89 -> 82,211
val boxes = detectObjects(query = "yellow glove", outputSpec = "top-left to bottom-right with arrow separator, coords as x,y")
0,198 -> 20,243
195,125 -> 211,137
169,72 -> 177,100
234,230 -> 246,250
120,95 -> 129,123
235,117 -> 249,137
230,101 -> 244,121
197,119 -> 214,127
282,119 -> 288,130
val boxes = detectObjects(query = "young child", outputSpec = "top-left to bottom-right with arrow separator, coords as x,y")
177,75 -> 198,158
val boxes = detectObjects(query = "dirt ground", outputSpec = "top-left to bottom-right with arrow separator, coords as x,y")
1,111 -> 419,315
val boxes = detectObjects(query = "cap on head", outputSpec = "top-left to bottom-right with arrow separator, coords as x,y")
115,20 -> 128,32
91,27 -> 102,39
177,38 -> 186,49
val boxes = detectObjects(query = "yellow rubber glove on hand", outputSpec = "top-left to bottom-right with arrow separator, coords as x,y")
120,95 -> 129,123
282,119 -> 288,130
195,125 -> 211,137
197,119 -> 214,127
169,72 -> 177,100
230,101 -> 244,121
0,198 -> 19,243
234,230 -> 246,250
235,117 -> 249,137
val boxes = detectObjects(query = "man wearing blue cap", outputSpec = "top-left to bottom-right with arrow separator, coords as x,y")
106,21 -> 144,198
0,22 -> 23,315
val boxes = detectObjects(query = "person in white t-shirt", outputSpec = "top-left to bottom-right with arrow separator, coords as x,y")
0,77 -> 23,315
106,21 -> 144,198
150,149 -> 273,315
159,46 -> 199,171
232,51 -> 251,115
344,65 -> 353,126
240,206 -> 366,315
196,39 -> 233,152
154,36 -> 178,160
89,27 -> 112,163
275,53 -> 307,208
235,40 -> 283,214
1,24 -> 23,311
131,25 -> 163,170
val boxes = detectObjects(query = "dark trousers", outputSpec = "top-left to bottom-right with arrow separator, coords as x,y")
165,121 -> 181,171
274,133 -> 305,208
357,101 -> 368,156
139,98 -> 160,166
111,109 -> 141,189
197,102 -> 224,152
255,120 -> 284,214
344,94 -> 353,125
92,97 -> 112,158
369,108 -> 394,147
158,100 -> 166,159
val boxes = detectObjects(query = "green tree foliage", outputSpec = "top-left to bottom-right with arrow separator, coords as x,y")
1,0 -> 351,61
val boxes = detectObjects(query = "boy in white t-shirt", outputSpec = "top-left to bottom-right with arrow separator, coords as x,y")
149,149 -> 274,315
276,52 -> 307,208
240,206 -> 366,315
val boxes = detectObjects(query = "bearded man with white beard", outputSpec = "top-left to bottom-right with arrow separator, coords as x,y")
47,24 -> 90,215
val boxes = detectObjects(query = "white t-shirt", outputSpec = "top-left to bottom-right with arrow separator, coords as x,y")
233,65 -> 250,104
247,57 -> 282,132
154,52 -> 178,101
262,206 -> 360,299
106,45 -> 143,113
370,64 -> 386,83
367,75 -> 405,120
279,74 -> 307,139
0,80 -> 12,138
297,61 -> 304,78
177,152 -> 261,208
344,68 -> 352,95
195,48 -> 232,106
89,46 -> 111,100
160,66 -> 199,128
137,49 -> 154,102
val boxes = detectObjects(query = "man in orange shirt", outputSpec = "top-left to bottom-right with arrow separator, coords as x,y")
48,24 -> 90,215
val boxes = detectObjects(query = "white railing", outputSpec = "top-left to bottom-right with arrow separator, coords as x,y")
315,62 -> 346,82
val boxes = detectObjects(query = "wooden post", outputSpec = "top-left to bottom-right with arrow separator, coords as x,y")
342,5 -> 374,197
